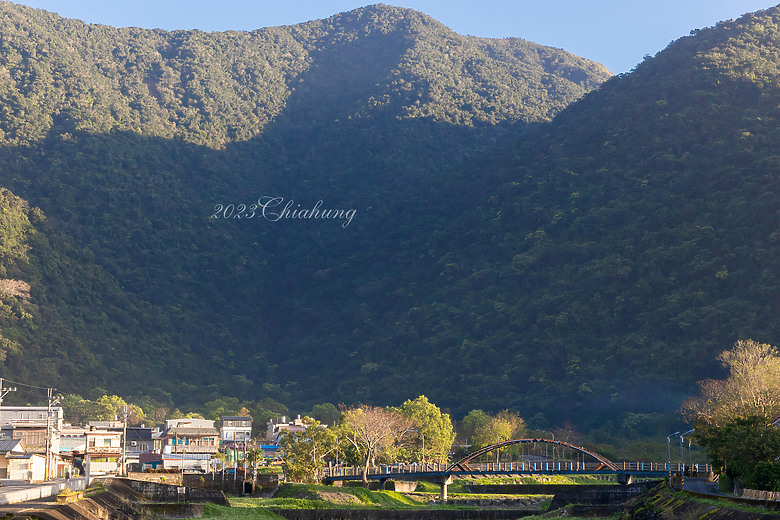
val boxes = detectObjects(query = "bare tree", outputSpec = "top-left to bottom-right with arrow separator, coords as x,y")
682,339 -> 780,427
339,405 -> 414,486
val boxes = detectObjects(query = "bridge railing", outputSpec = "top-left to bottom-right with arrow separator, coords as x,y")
322,462 -> 712,478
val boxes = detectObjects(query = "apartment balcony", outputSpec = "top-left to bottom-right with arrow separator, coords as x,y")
85,446 -> 123,455
168,445 -> 219,454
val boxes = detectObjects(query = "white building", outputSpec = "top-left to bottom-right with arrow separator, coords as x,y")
0,439 -> 46,481
82,428 -> 123,476
0,406 -> 64,431
221,416 -> 252,444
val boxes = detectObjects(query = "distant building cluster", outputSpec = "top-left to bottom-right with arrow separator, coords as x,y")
0,406 -> 306,482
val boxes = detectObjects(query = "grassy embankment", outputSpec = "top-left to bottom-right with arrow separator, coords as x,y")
193,476 -> 626,519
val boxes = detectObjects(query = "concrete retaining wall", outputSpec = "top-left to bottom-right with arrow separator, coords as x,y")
743,488 -> 780,502
0,477 -> 86,505
142,502 -> 206,519
182,472 -> 279,496
271,508 -> 540,519
128,471 -> 182,485
466,483 -> 623,494
122,477 -> 230,505
434,498 -> 540,508
548,481 -> 659,510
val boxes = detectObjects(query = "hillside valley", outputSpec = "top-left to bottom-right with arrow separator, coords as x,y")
0,1 -> 613,417
0,1 -> 777,436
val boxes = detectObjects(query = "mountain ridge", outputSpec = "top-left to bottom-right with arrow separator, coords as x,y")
0,2 -> 612,415
0,1 -> 611,148
7,1 -> 780,438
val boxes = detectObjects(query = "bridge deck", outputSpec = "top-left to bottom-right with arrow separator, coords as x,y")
322,462 -> 710,482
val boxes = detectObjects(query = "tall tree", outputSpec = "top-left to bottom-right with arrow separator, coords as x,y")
471,410 -> 527,462
682,340 -> 780,428
682,340 -> 780,490
279,417 -> 336,483
471,410 -> 526,448
395,395 -> 455,464
340,405 -> 414,486
696,415 -> 780,490
460,409 -> 490,444
309,403 -> 340,426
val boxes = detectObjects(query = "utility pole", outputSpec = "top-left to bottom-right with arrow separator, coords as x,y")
122,405 -> 128,476
45,388 -> 61,481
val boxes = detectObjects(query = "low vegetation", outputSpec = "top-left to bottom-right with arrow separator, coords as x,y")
197,482 -> 554,519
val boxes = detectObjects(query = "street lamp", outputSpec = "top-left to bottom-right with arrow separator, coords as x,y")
541,430 -> 553,461
542,430 -> 556,463
667,431 -> 680,488
680,429 -> 695,488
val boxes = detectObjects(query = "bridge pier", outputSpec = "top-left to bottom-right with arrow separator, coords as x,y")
434,476 -> 453,500
617,473 -> 634,485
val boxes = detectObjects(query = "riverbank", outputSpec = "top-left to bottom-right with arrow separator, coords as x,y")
622,482 -> 780,519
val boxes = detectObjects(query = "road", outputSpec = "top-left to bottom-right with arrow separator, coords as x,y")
681,476 -> 729,496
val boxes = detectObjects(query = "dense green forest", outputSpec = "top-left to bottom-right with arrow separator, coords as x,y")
0,3 -> 611,415
402,6 -> 780,431
2,1 -> 780,438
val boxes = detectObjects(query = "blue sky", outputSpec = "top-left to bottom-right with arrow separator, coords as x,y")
13,1 -> 778,73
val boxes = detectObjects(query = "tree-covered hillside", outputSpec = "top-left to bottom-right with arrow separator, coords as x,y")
11,0 -> 780,438
0,1 -> 609,148
0,3 -> 612,412
385,6 -> 780,431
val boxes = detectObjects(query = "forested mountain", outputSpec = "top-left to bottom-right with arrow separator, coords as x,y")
0,3 -> 611,412
3,0 -> 778,436
401,6 -> 780,432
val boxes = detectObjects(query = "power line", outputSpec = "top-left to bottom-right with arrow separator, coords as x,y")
0,378 -> 63,395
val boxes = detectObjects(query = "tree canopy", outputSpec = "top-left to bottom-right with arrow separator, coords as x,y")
682,340 -> 780,428
394,395 -> 455,463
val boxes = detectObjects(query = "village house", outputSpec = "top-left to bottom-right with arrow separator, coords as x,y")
220,415 -> 252,444
0,406 -> 64,480
59,424 -> 88,456
160,418 -> 219,471
120,426 -> 155,456
0,438 -> 26,478
81,428 -> 123,477
0,406 -> 62,452
266,416 -> 306,444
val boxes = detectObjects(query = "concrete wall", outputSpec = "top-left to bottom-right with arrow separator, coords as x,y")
743,488 -> 780,502
271,509 -> 540,519
128,471 -> 183,485
0,477 -> 86,505
548,481 -> 660,510
122,477 -> 230,505
141,502 -> 206,518
466,482 -> 657,495
182,472 -> 279,496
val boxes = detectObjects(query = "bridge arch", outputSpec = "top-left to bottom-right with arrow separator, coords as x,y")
446,438 -> 618,472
